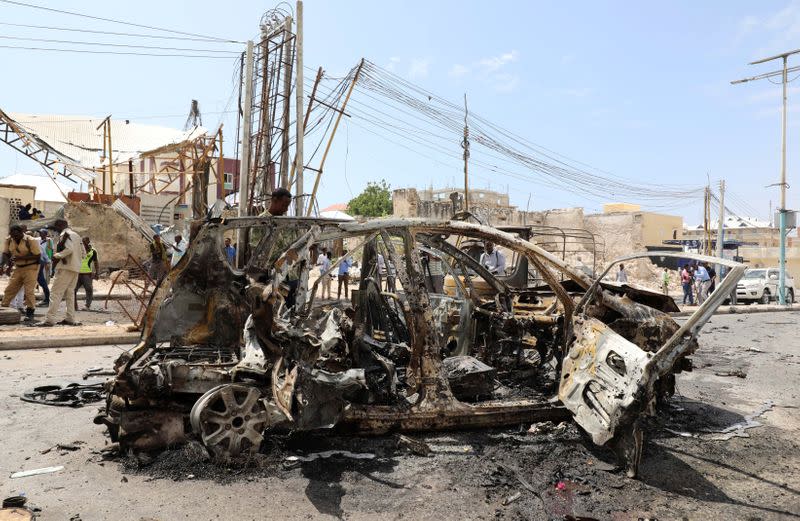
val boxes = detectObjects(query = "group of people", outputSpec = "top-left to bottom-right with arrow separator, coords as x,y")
17,203 -> 46,221
679,262 -> 717,305
615,262 -> 718,306
147,232 -> 189,283
1,219 -> 98,326
314,247 -> 354,300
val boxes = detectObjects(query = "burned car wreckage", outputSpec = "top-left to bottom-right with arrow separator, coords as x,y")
95,215 -> 744,477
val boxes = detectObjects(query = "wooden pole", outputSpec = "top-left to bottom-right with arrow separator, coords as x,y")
306,58 -> 364,216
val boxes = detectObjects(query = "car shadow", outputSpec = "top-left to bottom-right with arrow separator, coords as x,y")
299,457 -> 400,519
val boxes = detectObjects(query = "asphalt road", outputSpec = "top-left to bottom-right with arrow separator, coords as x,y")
1,311 -> 798,520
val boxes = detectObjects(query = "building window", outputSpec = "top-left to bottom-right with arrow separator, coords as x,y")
223,171 -> 234,190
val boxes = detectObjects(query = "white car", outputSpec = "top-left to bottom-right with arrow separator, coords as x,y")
735,268 -> 795,304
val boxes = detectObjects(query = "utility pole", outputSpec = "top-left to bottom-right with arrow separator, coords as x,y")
306,59 -> 364,216
462,94 -> 470,212
238,40 -> 255,267
279,16 -> 293,189
731,48 -> 800,305
294,0 -> 305,216
715,179 -> 726,276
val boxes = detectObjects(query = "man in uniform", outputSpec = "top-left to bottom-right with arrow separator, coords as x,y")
74,236 -> 98,310
41,219 -> 83,326
1,224 -> 42,321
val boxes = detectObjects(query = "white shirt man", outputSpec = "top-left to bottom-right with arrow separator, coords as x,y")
171,236 -> 188,268
479,242 -> 506,275
42,220 -> 84,326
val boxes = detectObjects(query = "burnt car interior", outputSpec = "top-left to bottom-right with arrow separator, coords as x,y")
95,216 -> 745,478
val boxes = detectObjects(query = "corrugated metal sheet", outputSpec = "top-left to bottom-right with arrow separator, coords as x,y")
8,113 -> 206,173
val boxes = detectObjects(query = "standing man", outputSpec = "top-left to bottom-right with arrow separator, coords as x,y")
267,187 -> 292,216
170,234 -> 188,268
428,253 -> 445,294
224,237 -> 236,265
37,228 -> 53,307
1,224 -> 42,321
74,236 -> 98,311
479,241 -> 506,275
616,263 -> 628,283
661,267 -> 670,296
317,250 -> 332,299
337,250 -> 352,300
149,233 -> 168,282
41,219 -> 83,326
17,203 -> 32,220
694,262 -> 711,304
706,263 -> 717,294
681,265 -> 694,305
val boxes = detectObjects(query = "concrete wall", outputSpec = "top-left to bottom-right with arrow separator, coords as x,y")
62,201 -> 150,270
139,192 -> 175,227
738,246 -> 800,276
641,212 -> 682,245
0,196 -> 9,241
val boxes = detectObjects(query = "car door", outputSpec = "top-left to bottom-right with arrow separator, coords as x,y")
767,269 -> 779,294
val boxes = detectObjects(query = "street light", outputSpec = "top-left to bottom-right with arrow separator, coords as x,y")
731,49 -> 800,305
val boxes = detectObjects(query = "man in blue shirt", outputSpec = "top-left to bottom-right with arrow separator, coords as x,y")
337,250 -> 352,300
693,263 -> 710,304
224,237 -> 236,266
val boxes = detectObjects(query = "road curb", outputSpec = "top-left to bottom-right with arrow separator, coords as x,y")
0,332 -> 140,351
671,304 -> 797,317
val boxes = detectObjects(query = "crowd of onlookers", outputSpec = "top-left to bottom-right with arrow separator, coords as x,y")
2,219 -> 99,325
615,261 -> 721,306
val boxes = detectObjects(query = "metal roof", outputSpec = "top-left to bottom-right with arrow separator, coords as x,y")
8,113 -> 206,175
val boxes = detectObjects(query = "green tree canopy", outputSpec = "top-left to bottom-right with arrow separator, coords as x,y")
347,179 -> 393,217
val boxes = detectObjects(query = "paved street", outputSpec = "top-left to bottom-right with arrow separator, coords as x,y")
1,311 -> 798,520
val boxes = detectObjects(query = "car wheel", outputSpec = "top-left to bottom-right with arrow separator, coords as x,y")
0,306 -> 21,325
760,289 -> 771,305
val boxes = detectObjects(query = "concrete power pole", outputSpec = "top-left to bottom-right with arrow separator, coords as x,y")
279,16 -> 293,190
294,0 -> 305,216
237,40 -> 255,267
732,48 -> 800,305
462,94 -> 470,212
715,179 -> 725,276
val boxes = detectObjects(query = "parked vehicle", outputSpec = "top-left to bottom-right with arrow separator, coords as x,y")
735,268 -> 795,304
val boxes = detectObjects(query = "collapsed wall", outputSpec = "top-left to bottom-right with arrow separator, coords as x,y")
62,201 -> 150,270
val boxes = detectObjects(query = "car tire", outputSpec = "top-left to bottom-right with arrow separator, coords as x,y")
0,306 -> 21,325
760,289 -> 771,305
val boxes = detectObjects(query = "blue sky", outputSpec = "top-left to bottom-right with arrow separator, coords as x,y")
1,0 -> 799,225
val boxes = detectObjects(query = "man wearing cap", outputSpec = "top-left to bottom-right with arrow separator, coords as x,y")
1,224 -> 42,321
41,219 -> 84,326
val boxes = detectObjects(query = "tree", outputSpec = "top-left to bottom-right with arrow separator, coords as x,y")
347,179 -> 393,217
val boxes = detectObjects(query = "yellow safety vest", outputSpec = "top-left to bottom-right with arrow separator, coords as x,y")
80,247 -> 96,274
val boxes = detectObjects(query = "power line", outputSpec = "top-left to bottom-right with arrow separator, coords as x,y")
0,21 -> 243,43
0,35 -> 242,53
0,0 -> 243,43
0,44 -> 237,59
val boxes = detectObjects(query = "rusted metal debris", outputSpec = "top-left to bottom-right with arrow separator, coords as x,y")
94,216 -> 744,478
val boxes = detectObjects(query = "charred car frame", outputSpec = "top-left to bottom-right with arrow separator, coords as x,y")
96,216 -> 744,477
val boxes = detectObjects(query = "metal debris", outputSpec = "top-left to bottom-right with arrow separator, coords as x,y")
10,465 -> 64,478
21,383 -> 105,407
285,450 -> 376,463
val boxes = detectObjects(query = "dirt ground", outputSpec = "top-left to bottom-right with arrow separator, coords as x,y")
1,311 -> 798,520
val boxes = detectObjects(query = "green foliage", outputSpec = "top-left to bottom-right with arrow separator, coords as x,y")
347,179 -> 393,217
